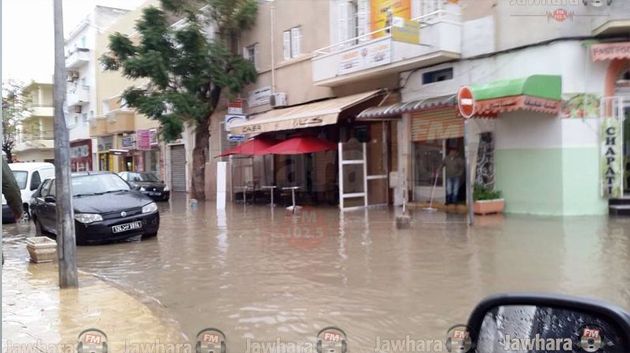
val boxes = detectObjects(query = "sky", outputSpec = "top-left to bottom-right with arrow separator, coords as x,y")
2,0 -> 143,84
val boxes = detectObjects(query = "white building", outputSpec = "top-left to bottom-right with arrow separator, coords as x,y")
64,5 -> 130,172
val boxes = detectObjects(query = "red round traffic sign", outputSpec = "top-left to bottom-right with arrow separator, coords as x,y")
457,86 -> 475,119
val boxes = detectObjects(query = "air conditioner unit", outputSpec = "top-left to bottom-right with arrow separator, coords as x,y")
269,92 -> 288,108
67,71 -> 79,82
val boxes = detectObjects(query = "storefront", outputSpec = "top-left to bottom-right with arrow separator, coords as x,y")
227,90 -> 395,209
70,139 -> 93,172
97,136 -> 114,171
593,42 -> 630,201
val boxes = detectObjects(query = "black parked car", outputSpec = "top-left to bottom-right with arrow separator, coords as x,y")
30,172 -> 160,245
118,171 -> 170,201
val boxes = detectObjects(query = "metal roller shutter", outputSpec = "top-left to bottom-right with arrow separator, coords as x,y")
170,145 -> 186,192
411,108 -> 463,142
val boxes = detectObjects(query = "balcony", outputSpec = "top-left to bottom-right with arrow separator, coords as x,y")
90,118 -> 108,137
65,48 -> 90,69
67,86 -> 90,107
592,1 -> 630,36
312,9 -> 461,87
106,110 -> 135,134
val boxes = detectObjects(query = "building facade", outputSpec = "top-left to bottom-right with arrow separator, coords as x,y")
65,5 -> 131,172
93,0 -> 167,182
393,0 -> 630,216
14,82 -> 55,163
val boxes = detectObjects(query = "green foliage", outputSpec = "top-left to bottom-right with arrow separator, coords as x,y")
473,184 -> 502,201
100,0 -> 258,142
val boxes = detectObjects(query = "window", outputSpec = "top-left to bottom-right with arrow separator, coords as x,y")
30,171 -> 41,191
12,171 -> 28,190
283,26 -> 302,60
422,68 -> 453,84
40,179 -> 52,198
244,44 -> 258,69
48,180 -> 56,197
80,36 -> 87,49
82,113 -> 88,123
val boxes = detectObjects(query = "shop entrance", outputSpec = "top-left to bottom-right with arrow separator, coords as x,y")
614,66 -> 630,194
413,138 -> 465,204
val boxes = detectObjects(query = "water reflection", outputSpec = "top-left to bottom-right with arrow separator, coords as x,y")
2,195 -> 630,352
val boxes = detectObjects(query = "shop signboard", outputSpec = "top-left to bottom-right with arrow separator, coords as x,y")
248,87 -> 272,108
370,0 -> 411,38
228,99 -> 244,115
225,114 -> 247,132
137,129 -> 152,150
601,118 -> 623,198
391,17 -> 420,44
338,40 -> 391,76
149,128 -> 159,145
121,134 -> 136,149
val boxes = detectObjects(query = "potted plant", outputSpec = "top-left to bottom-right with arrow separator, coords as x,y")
25,236 -> 57,263
473,184 -> 505,215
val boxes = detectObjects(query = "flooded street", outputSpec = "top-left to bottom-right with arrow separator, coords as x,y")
4,194 -> 630,352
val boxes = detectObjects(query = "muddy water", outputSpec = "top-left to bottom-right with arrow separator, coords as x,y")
4,194 -> 630,352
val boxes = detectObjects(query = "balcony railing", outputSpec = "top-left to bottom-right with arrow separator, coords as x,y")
65,48 -> 90,69
312,9 -> 461,86
67,85 -> 90,107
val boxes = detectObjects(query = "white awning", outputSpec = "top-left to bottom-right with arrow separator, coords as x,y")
229,90 -> 382,135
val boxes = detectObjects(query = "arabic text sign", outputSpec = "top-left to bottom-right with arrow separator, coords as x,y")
338,40 -> 391,76
601,118 -> 622,198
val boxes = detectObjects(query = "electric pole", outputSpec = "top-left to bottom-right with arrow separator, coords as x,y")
53,0 -> 78,288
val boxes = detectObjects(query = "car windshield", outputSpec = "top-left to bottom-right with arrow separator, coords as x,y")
72,174 -> 131,196
127,172 -> 159,182
12,171 -> 27,190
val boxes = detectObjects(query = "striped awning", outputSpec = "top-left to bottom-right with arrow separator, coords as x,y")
357,96 -> 457,120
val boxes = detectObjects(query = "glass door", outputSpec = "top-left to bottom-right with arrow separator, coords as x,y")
413,141 -> 444,203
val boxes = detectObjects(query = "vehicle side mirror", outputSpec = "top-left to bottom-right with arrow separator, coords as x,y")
44,195 -> 56,203
465,293 -> 630,353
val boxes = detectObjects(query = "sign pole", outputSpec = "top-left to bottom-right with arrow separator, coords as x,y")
53,0 -> 78,288
457,86 -> 476,226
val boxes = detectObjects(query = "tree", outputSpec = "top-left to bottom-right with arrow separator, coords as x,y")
101,0 -> 258,199
2,81 -> 30,163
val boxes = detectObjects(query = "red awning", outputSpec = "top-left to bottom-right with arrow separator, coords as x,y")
591,42 -> 630,61
262,136 -> 336,155
217,137 -> 277,157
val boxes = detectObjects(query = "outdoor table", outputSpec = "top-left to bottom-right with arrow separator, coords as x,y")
261,185 -> 277,207
282,186 -> 302,213
234,185 -> 251,204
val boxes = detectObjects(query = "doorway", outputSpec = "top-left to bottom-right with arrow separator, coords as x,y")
412,137 -> 465,203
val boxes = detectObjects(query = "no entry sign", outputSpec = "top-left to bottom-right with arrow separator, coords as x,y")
457,86 -> 476,119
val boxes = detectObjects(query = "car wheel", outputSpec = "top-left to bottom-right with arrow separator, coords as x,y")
143,231 -> 158,238
22,204 -> 31,221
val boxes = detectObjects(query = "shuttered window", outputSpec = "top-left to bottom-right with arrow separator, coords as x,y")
411,108 -> 463,142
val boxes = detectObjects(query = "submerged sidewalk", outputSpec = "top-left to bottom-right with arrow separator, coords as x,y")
2,243 -> 186,352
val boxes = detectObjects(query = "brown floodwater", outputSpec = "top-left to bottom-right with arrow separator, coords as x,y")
3,194 -> 630,352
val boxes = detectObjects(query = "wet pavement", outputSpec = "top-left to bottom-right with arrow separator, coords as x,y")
3,193 -> 630,352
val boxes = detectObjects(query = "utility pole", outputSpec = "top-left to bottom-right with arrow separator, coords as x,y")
53,0 -> 78,288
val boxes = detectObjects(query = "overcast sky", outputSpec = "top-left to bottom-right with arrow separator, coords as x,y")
2,0 -> 143,83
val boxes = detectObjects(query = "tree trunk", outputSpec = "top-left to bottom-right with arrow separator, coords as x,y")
191,117 -> 211,199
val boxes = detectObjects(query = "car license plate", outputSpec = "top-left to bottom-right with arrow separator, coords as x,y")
112,221 -> 143,233
148,192 -> 160,196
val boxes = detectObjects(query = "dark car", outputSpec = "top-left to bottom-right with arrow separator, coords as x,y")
118,171 -> 170,201
30,172 -> 160,245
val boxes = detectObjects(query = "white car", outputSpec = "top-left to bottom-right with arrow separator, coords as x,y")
2,162 -> 55,222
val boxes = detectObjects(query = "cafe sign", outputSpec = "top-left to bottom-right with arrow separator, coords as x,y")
601,118 -> 623,198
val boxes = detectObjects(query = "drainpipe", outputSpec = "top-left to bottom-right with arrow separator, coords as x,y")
269,0 -> 276,93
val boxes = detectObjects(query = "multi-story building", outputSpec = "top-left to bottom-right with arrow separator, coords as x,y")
92,0 -> 166,182
14,81 -> 55,163
65,5 -> 131,172
224,0 -> 462,209
224,0 -> 630,216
